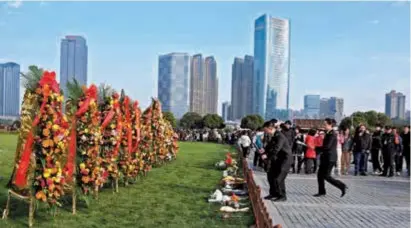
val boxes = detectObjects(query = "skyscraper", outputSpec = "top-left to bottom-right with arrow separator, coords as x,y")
320,98 -> 330,118
60,35 -> 88,98
222,102 -> 231,121
158,53 -> 190,119
253,14 -> 290,120
0,62 -> 20,117
230,56 -> 254,121
190,54 -> 205,115
204,56 -> 218,114
329,97 -> 344,123
231,57 -> 244,120
304,95 -> 320,118
385,90 -> 406,119
243,55 -> 254,115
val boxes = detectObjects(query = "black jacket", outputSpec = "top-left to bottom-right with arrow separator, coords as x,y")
264,131 -> 292,161
292,134 -> 305,155
318,130 -> 338,162
401,132 -> 410,149
381,133 -> 396,153
372,130 -> 383,150
281,128 -> 295,148
351,132 -> 372,153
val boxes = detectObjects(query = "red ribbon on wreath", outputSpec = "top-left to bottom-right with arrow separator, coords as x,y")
14,71 -> 60,188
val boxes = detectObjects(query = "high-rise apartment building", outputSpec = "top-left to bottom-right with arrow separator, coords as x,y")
385,90 -> 406,119
204,56 -> 218,114
60,35 -> 88,98
320,98 -> 330,117
222,102 -> 231,121
0,62 -> 20,117
189,54 -> 205,115
304,95 -> 320,118
230,56 -> 254,121
329,97 -> 344,123
253,14 -> 290,120
243,55 -> 254,116
158,53 -> 190,119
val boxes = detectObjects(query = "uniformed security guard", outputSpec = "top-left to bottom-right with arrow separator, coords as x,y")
314,118 -> 347,197
259,119 -> 292,202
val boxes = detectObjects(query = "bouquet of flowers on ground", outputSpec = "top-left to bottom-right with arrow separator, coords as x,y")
98,85 -> 122,186
9,70 -> 70,206
66,82 -> 103,195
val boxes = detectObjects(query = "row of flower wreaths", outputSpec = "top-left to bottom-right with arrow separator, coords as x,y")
7,71 -> 179,208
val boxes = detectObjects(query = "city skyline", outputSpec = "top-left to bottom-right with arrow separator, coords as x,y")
0,1 -> 409,115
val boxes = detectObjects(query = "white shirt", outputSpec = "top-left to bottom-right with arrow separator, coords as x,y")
239,135 -> 251,147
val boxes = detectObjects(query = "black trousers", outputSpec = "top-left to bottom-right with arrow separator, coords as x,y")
404,146 -> 410,175
253,150 -> 263,167
371,149 -> 382,172
291,155 -> 304,173
241,146 -> 249,158
395,154 -> 403,172
305,158 -> 315,174
382,150 -> 395,176
267,157 -> 292,197
317,160 -> 346,194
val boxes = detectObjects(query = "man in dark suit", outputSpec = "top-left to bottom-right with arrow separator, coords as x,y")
314,118 -> 347,197
259,119 -> 293,202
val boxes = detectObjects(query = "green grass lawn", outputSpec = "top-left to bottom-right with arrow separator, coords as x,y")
0,133 -> 253,228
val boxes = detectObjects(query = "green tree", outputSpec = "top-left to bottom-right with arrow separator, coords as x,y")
202,114 -> 224,129
179,112 -> 203,129
340,111 -> 392,130
163,111 -> 177,128
240,114 -> 264,130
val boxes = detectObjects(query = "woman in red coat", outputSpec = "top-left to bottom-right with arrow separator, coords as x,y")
305,129 -> 317,174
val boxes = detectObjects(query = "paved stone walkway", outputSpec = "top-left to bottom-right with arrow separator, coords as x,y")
247,159 -> 410,228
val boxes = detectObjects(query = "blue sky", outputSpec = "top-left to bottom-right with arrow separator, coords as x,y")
0,1 -> 410,115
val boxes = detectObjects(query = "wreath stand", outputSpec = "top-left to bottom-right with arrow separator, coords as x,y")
2,190 -> 35,227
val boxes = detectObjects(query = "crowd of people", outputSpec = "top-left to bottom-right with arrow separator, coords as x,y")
236,119 -> 410,202
239,122 -> 410,178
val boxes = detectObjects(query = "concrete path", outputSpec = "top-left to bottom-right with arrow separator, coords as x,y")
246,158 -> 410,228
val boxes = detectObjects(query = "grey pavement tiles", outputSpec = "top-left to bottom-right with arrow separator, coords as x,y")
246,157 -> 410,228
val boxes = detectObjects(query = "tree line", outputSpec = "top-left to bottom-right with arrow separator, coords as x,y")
164,110 -> 409,131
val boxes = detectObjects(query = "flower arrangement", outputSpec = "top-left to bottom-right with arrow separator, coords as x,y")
139,105 -> 153,174
66,83 -> 103,195
9,71 -> 70,206
130,101 -> 142,178
118,96 -> 136,183
99,90 -> 122,186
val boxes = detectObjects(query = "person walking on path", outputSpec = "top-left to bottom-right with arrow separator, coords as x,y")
371,125 -> 384,174
350,124 -> 372,176
341,128 -> 353,175
314,118 -> 347,198
239,131 -> 252,158
380,126 -> 396,177
401,125 -> 410,176
260,119 -> 292,202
